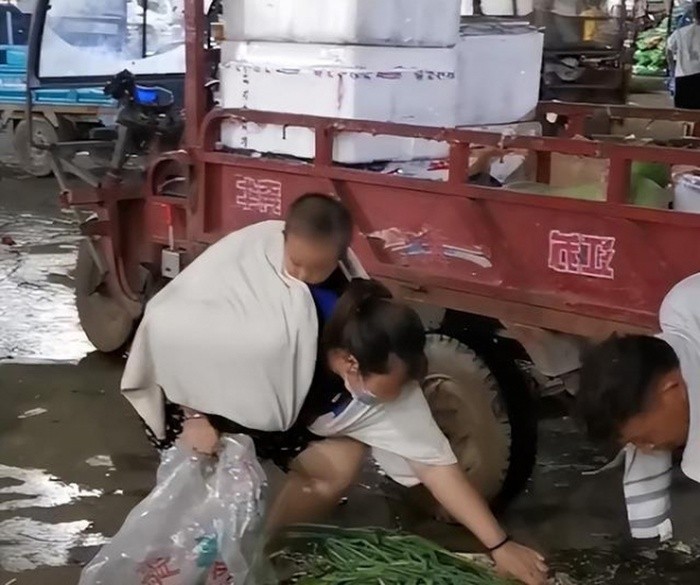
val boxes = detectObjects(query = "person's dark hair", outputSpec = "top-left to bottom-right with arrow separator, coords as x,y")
577,334 -> 680,443
694,1 -> 700,22
285,193 -> 353,254
323,279 -> 427,379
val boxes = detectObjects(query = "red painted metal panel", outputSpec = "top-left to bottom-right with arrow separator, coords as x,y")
169,147 -> 700,335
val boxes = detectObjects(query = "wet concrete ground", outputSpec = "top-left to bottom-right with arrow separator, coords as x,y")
1,126 -> 700,585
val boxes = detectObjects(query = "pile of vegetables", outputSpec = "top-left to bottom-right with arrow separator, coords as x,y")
633,18 -> 669,76
271,525 -> 515,585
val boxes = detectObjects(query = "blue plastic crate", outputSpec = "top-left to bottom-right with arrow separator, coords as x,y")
0,83 -> 26,103
0,44 -> 27,74
0,42 -> 115,109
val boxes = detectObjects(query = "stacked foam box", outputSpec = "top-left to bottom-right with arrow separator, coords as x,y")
456,21 -> 544,126
219,0 -> 461,163
225,0 -> 462,46
219,2 -> 544,164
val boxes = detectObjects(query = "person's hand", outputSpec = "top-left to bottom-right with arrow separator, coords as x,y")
179,416 -> 219,455
491,541 -> 548,585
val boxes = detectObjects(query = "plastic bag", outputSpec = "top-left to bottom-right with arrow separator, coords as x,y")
79,435 -> 269,585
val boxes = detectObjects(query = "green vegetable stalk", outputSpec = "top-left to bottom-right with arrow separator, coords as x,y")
270,525 -> 517,585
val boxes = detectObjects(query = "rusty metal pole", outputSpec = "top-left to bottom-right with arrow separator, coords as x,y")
606,154 -> 631,204
184,0 -> 207,149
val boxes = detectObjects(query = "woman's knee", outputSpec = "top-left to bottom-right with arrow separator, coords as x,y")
294,438 -> 367,497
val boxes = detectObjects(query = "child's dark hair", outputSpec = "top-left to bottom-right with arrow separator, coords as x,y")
323,279 -> 427,380
577,334 -> 680,443
285,193 -> 353,253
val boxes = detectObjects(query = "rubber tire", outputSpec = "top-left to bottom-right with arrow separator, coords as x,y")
13,117 -> 59,178
75,239 -> 136,353
436,318 -> 538,510
423,334 -> 511,502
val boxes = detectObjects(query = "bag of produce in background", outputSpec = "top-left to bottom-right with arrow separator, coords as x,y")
79,435 -> 269,585
633,19 -> 669,77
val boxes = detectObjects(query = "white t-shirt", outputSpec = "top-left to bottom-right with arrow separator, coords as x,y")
657,273 -> 700,481
667,24 -> 700,78
620,274 -> 700,541
310,383 -> 458,487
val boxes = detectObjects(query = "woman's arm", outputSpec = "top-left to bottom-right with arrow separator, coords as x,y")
410,461 -> 547,585
180,407 -> 220,454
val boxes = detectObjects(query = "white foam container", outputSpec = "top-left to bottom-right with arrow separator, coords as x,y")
673,172 -> 700,213
223,0 -> 461,47
219,43 -> 457,163
457,22 -> 543,126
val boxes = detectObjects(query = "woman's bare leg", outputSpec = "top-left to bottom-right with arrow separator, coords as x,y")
265,438 -> 366,532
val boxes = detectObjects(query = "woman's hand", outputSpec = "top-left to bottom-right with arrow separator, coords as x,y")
492,541 -> 548,585
179,416 -> 219,455
409,462 -> 548,585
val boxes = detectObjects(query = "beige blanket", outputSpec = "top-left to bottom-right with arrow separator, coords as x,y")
122,220 -> 321,438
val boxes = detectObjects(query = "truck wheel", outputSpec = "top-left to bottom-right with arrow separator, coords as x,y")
423,331 -> 537,509
13,117 -> 59,177
75,239 -> 136,353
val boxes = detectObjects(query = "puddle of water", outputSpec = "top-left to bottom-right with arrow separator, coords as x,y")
0,465 -> 101,512
0,516 -> 108,573
0,207 -> 93,363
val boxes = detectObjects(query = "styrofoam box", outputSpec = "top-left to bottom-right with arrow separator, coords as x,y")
223,0 -> 461,47
219,43 -> 457,164
457,23 -> 543,126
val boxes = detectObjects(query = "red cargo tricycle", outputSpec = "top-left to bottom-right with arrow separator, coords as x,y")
24,0 -> 700,509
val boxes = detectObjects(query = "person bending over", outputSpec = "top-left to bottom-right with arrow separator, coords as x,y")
577,273 -> 700,540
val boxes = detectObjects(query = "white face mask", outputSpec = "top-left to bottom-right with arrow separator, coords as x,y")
343,374 -> 379,407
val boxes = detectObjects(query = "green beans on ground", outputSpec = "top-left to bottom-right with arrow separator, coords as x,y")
275,526 -> 516,585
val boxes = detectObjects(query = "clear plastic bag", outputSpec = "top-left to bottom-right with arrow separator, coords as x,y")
79,435 -> 270,585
